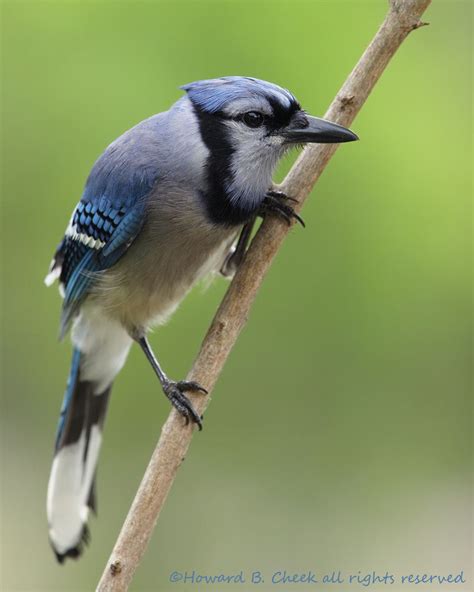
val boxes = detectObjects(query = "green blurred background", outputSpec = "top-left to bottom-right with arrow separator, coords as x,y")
1,1 -> 471,591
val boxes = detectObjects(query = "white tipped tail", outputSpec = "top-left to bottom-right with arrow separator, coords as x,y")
47,428 -> 101,560
47,311 -> 132,562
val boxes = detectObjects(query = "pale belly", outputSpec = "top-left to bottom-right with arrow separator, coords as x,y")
89,219 -> 238,333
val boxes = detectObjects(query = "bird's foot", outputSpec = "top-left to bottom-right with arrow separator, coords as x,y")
163,380 -> 207,430
260,191 -> 305,227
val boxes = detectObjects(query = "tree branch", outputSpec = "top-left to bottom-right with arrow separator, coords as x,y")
97,1 -> 431,589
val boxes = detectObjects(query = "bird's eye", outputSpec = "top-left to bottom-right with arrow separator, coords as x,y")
242,111 -> 264,128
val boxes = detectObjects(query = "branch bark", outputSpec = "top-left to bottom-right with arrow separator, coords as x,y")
97,1 -> 431,589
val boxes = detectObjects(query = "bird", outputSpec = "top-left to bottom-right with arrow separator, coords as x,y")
45,76 -> 358,562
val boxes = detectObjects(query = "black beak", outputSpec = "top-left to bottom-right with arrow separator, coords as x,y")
281,114 -> 358,144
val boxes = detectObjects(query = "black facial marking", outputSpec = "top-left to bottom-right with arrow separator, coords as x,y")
225,97 -> 302,133
193,104 -> 261,226
191,94 -> 302,226
288,110 -> 310,129
265,96 -> 301,131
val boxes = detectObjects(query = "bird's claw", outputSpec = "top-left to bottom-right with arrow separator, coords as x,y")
266,190 -> 299,203
163,380 -> 206,430
176,380 -> 208,395
261,191 -> 305,227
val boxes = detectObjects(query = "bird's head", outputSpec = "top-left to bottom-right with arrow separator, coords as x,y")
181,76 -> 358,223
182,76 -> 357,152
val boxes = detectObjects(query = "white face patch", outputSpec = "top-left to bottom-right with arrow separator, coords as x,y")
215,87 -> 297,212
223,119 -> 289,209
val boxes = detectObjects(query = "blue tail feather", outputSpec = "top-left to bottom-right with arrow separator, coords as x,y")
55,348 -> 81,450
47,348 -> 112,563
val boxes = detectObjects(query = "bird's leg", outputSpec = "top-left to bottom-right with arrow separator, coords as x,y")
220,217 -> 256,278
136,335 -> 207,430
259,190 -> 305,227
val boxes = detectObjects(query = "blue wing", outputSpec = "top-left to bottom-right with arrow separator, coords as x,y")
46,131 -> 160,338
52,197 -> 146,338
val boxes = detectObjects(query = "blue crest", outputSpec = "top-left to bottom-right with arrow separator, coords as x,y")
181,76 -> 299,114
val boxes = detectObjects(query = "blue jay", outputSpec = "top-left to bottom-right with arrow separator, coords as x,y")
45,76 -> 357,562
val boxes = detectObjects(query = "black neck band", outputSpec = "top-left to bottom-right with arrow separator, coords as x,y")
193,105 -> 259,226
